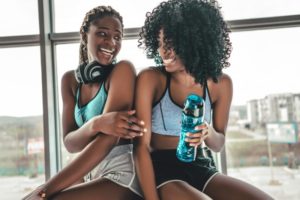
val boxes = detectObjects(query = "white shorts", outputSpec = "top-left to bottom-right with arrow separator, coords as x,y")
85,144 -> 142,197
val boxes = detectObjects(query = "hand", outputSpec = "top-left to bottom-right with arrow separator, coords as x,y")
22,185 -> 46,200
93,110 -> 146,139
185,121 -> 210,147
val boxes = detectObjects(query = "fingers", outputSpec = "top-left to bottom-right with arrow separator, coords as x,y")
120,110 -> 145,126
185,132 -> 204,146
127,116 -> 145,127
115,126 -> 145,139
195,121 -> 209,132
125,120 -> 145,131
185,122 -> 210,146
125,121 -> 147,138
127,109 -> 136,115
125,110 -> 146,132
116,110 -> 147,139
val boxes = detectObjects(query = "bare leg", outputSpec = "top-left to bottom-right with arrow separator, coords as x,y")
204,174 -> 274,200
158,181 -> 212,200
50,178 -> 143,200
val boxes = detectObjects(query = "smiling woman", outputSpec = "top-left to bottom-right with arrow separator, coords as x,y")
22,5 -> 145,200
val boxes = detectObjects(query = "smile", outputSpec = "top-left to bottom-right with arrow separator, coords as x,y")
100,47 -> 115,56
163,57 -> 176,64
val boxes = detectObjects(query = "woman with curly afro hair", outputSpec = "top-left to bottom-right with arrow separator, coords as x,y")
134,0 -> 274,199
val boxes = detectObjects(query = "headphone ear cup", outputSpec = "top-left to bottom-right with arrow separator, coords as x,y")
75,63 -> 86,83
75,61 -> 113,84
84,61 -> 104,83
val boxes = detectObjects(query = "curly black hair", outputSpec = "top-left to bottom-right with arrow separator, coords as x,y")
138,0 -> 232,84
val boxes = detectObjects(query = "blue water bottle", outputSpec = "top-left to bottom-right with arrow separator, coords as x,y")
176,93 -> 205,162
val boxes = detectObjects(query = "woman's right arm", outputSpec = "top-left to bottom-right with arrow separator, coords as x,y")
61,69 -> 142,153
60,70 -> 98,152
134,69 -> 160,200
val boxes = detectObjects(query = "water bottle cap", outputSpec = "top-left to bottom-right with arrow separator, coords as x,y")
183,94 -> 204,117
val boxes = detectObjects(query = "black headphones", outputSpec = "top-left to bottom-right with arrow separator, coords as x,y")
75,60 -> 114,84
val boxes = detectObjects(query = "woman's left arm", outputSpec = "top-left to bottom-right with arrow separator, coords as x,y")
204,74 -> 233,152
188,74 -> 233,152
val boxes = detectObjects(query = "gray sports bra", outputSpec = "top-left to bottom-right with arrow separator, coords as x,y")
151,74 -> 212,136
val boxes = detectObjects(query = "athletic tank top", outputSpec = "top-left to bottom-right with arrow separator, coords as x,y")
74,82 -> 107,127
151,74 -> 212,136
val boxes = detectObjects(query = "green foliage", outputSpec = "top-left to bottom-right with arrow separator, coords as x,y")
226,129 -> 300,168
0,116 -> 44,176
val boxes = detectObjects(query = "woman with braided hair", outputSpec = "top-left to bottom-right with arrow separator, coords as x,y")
134,0 -> 274,199
22,5 -> 144,200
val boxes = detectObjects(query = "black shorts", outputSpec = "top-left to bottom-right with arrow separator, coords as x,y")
150,147 -> 219,192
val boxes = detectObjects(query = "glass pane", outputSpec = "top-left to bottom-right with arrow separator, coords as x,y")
54,0 -> 164,32
220,0 -> 300,20
226,28 -> 300,200
0,0 -> 39,36
56,39 -> 154,166
54,0 -> 300,31
119,39 -> 156,72
0,47 -> 44,200
56,43 -> 80,166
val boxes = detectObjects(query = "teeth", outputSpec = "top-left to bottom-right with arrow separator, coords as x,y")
164,58 -> 175,64
100,48 -> 114,54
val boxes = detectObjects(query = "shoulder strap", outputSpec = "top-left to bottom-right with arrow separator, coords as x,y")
152,67 -> 169,107
203,81 -> 207,99
76,83 -> 82,107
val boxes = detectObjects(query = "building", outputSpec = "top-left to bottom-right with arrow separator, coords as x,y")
247,93 -> 300,129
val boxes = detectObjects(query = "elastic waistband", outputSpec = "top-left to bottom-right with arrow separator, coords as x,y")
151,148 -> 214,163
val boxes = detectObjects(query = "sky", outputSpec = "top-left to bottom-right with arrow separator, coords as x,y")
0,0 -> 300,116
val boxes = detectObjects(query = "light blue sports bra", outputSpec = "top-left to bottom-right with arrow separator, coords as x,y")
151,74 -> 212,136
74,83 -> 107,127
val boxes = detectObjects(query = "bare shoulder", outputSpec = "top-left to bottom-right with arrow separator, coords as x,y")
61,70 -> 76,82
137,67 -> 165,84
208,73 -> 232,87
136,67 -> 167,101
207,73 -> 233,102
111,60 -> 136,76
61,70 -> 78,95
106,60 -> 136,87
218,73 -> 232,87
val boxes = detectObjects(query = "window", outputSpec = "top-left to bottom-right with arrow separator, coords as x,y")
225,28 -> 300,199
54,0 -> 164,32
0,47 -> 45,199
0,0 -> 39,36
220,0 -> 300,20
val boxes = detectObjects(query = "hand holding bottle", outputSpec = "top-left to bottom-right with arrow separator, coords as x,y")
185,121 -> 210,147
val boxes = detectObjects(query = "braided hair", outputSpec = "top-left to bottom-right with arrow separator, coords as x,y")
79,6 -> 123,65
138,0 -> 232,85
